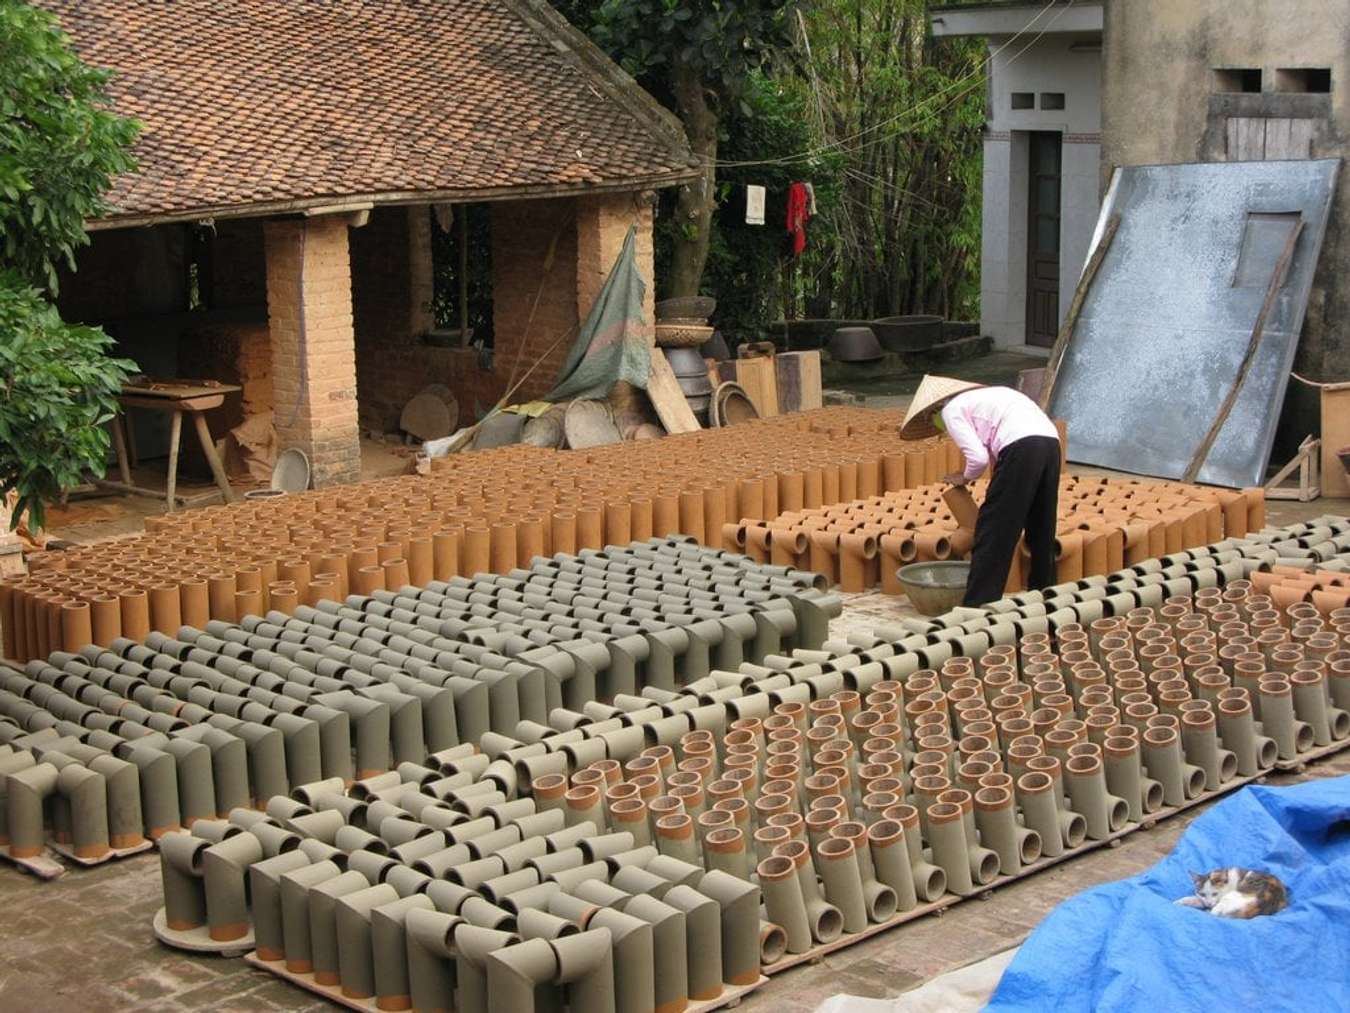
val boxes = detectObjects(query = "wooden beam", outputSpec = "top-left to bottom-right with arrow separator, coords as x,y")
1039,213 -> 1121,411
1183,217 -> 1304,483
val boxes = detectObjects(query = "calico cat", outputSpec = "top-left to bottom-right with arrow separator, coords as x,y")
1175,868 -> 1288,919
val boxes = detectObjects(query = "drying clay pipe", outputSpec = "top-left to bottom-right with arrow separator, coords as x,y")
758,854 -> 811,954
1063,755 -> 1128,840
1015,772 -> 1083,858
891,805 -> 946,901
248,850 -> 313,961
160,831 -> 210,931
454,923 -> 523,1013
333,883 -> 401,1001
278,860 -> 344,973
202,829 -> 265,941
405,907 -> 464,1013
309,870 -> 376,986
697,870 -> 760,985
369,893 -> 436,1009
1180,713 -> 1238,790
972,787 -> 1040,875
1216,698 -> 1278,775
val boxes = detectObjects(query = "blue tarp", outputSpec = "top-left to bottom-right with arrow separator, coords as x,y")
987,776 -> 1350,1013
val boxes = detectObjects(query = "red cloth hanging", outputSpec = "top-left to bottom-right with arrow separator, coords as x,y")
786,181 -> 810,256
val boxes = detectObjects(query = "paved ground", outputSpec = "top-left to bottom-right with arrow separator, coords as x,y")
4,351 -> 1347,1011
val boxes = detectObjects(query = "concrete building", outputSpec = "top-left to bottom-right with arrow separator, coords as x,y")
931,1 -> 1104,351
42,0 -> 695,486
935,0 -> 1348,455
1099,0 -> 1349,454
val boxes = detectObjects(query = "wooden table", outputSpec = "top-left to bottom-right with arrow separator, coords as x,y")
97,382 -> 240,511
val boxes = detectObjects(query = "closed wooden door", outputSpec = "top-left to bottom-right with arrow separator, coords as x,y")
1026,132 -> 1062,347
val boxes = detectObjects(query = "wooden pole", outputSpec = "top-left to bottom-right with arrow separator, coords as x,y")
1182,217 -> 1304,483
1039,213 -> 1121,411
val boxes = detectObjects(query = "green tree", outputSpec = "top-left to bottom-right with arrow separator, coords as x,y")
591,0 -> 800,297
0,0 -> 139,529
788,0 -> 986,320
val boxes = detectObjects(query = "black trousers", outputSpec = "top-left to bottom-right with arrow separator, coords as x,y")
963,435 -> 1061,606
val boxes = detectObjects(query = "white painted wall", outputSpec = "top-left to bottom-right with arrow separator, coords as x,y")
978,32 -> 1103,347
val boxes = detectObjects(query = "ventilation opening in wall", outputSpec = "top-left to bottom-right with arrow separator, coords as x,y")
1276,68 -> 1331,93
1213,68 -> 1262,93
1011,92 -> 1034,110
1039,93 -> 1065,110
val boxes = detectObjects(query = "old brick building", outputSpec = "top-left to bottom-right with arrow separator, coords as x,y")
43,0 -> 694,486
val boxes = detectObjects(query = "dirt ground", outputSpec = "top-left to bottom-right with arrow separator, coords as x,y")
3,358 -> 1348,1012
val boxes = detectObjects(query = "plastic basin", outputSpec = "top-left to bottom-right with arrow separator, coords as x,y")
896,561 -> 970,616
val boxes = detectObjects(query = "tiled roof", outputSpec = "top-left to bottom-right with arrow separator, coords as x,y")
38,0 -> 697,224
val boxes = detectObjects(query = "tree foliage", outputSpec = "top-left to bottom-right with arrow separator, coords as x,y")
0,0 -> 139,529
589,0 -> 800,297
0,278 -> 135,530
785,0 -> 986,321
1,0 -> 138,293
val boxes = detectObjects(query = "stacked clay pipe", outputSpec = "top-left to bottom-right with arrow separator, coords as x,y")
142,523 -> 1350,1013
733,475 -> 1267,594
0,510 -> 834,668
2,406 -> 953,665
1252,567 -> 1350,614
0,542 -> 837,866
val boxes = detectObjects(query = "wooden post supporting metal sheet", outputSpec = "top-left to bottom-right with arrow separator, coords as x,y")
1183,218 -> 1304,483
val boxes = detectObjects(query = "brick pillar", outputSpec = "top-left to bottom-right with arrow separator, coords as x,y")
263,216 -> 361,487
575,192 -> 656,345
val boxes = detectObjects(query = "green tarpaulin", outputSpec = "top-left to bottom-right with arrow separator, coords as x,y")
543,226 -> 650,403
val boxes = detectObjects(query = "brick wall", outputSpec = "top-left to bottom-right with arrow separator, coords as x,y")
575,192 -> 657,344
263,216 -> 361,486
352,206 -> 502,433
491,198 -> 580,402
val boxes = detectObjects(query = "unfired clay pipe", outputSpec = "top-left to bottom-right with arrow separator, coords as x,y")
335,883 -> 401,1000
160,831 -> 210,932
404,907 -> 464,1013
697,869 -> 761,985
202,829 -> 265,941
454,924 -> 523,1013
279,859 -> 344,974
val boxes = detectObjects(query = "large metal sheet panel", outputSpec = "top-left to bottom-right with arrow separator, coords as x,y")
1048,159 -> 1339,488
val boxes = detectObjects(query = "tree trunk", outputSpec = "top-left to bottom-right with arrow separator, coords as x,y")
668,62 -> 718,297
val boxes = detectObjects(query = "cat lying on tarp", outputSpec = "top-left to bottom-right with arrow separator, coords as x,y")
1175,867 -> 1288,919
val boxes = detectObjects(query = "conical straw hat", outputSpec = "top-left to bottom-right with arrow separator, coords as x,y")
899,375 -> 985,439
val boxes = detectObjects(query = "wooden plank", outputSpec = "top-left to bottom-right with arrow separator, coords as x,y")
1183,218 -> 1304,482
1321,386 -> 1350,497
124,381 -> 241,399
121,392 -> 227,412
646,352 -> 702,433
1263,118 -> 1313,160
775,351 -> 822,413
1227,117 -> 1266,160
734,356 -> 779,418
1039,213 -> 1121,410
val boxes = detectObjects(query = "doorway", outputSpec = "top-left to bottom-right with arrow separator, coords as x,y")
1025,131 -> 1062,347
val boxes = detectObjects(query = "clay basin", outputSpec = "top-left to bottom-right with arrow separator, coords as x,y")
896,561 -> 970,616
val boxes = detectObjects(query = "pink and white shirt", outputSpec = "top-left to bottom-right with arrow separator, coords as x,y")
940,387 -> 1059,481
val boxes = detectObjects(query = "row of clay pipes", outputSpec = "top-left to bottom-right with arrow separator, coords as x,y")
731,477 -> 1267,593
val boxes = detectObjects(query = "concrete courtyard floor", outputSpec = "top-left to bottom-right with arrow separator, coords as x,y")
4,353 -> 1349,1011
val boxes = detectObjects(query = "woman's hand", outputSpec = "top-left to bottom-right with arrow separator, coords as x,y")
943,473 -> 968,487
